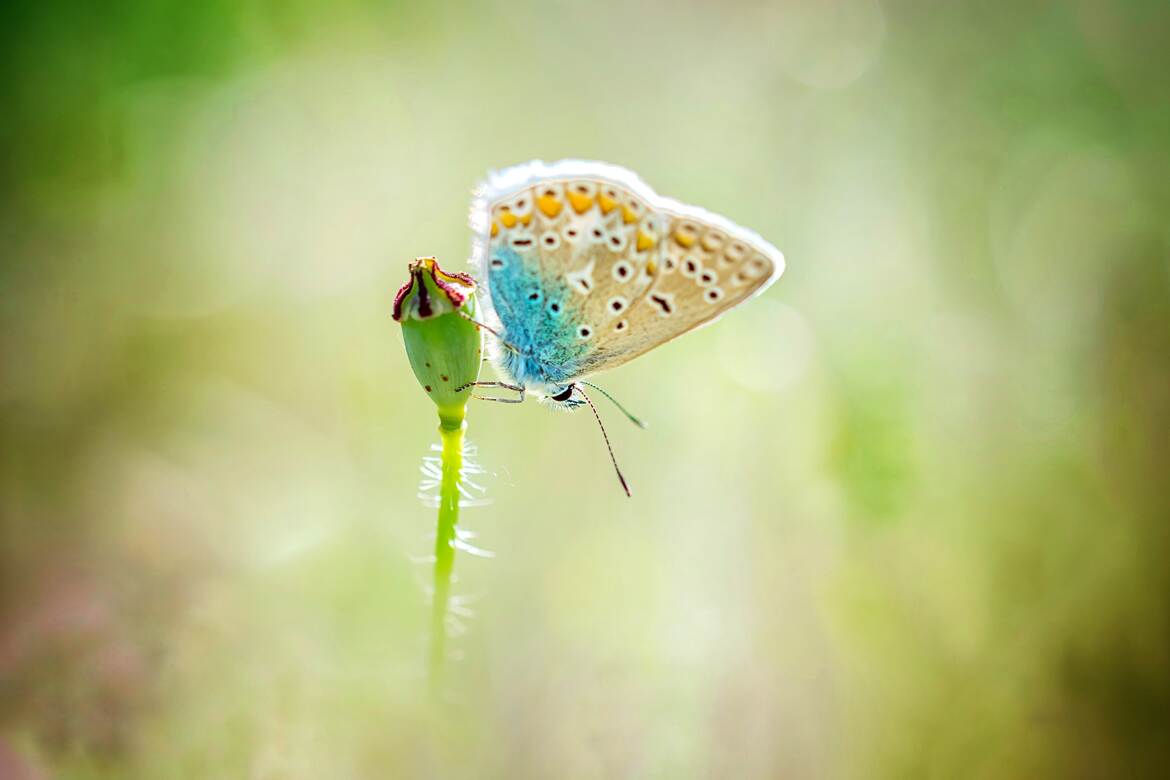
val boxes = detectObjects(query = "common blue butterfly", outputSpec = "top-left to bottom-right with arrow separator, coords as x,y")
464,160 -> 786,492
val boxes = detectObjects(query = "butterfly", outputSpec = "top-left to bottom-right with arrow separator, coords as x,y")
463,160 -> 785,494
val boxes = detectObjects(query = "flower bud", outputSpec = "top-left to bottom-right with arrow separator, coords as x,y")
393,257 -> 483,426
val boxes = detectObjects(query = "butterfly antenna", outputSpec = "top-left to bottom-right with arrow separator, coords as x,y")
574,385 -> 633,497
580,381 -> 648,429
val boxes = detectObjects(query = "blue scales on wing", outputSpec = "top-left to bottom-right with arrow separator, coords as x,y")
485,244 -> 592,389
470,161 -> 783,398
474,170 -> 665,395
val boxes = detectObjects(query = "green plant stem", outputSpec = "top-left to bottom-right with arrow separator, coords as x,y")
429,407 -> 465,690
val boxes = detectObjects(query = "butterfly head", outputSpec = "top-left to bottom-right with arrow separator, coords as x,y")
541,383 -> 585,411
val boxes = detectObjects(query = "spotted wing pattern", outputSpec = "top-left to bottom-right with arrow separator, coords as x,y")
469,160 -> 784,388
580,202 -> 781,373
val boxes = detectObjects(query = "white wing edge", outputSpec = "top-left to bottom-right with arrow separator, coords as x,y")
468,159 -> 662,328
467,158 -> 786,326
655,196 -> 786,299
468,159 -> 658,274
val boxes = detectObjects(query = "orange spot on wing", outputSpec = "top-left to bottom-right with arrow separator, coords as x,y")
537,194 -> 562,217
567,191 -> 594,214
622,206 -> 639,224
597,193 -> 618,214
673,231 -> 696,248
636,231 -> 657,252
499,209 -> 518,228
491,221 -> 499,237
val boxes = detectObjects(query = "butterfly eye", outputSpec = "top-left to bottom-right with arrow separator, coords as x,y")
705,287 -> 725,303
551,386 -> 575,402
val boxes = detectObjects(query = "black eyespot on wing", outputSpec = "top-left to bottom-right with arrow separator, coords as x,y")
650,294 -> 674,314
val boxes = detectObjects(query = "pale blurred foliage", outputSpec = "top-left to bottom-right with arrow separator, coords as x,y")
2,0 -> 1169,777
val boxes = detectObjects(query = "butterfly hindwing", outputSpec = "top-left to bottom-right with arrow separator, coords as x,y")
470,160 -> 783,388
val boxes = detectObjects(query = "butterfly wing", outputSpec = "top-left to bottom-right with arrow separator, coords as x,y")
470,161 -> 665,388
469,160 -> 784,386
579,198 -> 784,374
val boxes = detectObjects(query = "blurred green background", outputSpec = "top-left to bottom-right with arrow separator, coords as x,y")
2,0 -> 1168,777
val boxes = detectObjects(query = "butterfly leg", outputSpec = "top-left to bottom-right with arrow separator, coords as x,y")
456,381 -> 525,404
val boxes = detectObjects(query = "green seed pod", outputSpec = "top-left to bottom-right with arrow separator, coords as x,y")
392,256 -> 483,428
